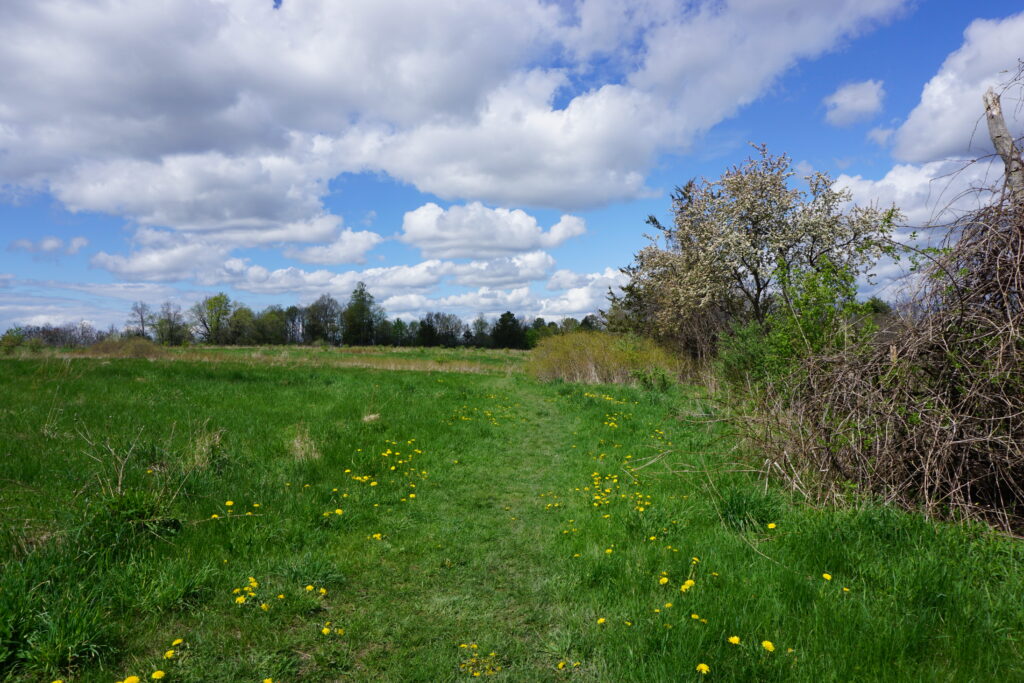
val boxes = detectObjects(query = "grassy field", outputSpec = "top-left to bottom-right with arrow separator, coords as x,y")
1,352 -> 1022,681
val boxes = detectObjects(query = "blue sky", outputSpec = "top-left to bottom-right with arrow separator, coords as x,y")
1,0 -> 1022,331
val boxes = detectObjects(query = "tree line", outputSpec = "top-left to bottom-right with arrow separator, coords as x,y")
121,281 -> 601,350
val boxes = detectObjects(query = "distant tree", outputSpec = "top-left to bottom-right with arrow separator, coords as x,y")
422,312 -> 465,347
254,305 -> 288,344
470,315 -> 491,347
128,301 -> 154,338
190,293 -> 233,344
228,305 -> 258,345
416,317 -> 439,347
580,314 -> 602,330
305,294 -> 343,344
154,302 -> 191,345
389,318 -> 410,346
560,317 -> 580,334
284,305 -> 305,344
342,282 -> 385,346
491,311 -> 527,349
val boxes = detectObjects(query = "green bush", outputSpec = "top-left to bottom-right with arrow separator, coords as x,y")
527,331 -> 679,385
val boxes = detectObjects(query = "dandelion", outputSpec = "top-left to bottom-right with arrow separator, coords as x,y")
124,678 -> 141,683
728,636 -> 740,645
767,523 -> 777,529
334,509 -> 343,515
151,673 -> 165,681
263,679 -> 273,683
557,661 -> 566,670
696,663 -> 710,674
277,594 -> 285,599
163,649 -> 174,659
319,587 -> 327,595
261,603 -> 269,611
597,618 -> 606,625
321,627 -> 330,635
305,585 -> 314,591
690,613 -> 699,620
605,548 -> 613,554
822,573 -> 832,581
171,638 -> 183,646
225,500 -> 234,507
210,514 -> 219,519
843,587 -> 850,592
234,596 -> 246,604
664,602 -> 673,608
659,577 -> 669,585
762,640 -> 775,652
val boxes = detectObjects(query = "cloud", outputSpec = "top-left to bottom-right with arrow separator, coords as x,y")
892,12 -> 1024,163
836,158 -> 1002,227
452,251 -> 555,287
0,0 -> 911,236
400,202 -> 584,258
823,79 -> 885,126
284,228 -> 384,265
867,126 -> 895,146
8,235 -> 89,255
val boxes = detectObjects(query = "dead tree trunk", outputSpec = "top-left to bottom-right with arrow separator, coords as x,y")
984,87 -> 1024,203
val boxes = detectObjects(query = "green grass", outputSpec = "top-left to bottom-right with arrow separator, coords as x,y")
0,354 -> 1021,681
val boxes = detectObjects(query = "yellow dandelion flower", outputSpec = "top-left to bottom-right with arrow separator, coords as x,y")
305,585 -> 314,591
557,661 -> 566,670
210,514 -> 219,519
659,577 -> 669,585
822,573 -> 832,581
124,677 -> 141,683
321,627 -> 330,635
690,613 -> 699,620
264,679 -> 273,683
664,602 -> 673,608
319,587 -> 327,595
762,640 -> 775,652
767,522 -> 777,529
334,628 -> 344,635
260,603 -> 269,611
225,501 -> 233,506
234,596 -> 246,604
696,663 -> 710,674
277,594 -> 285,599
163,649 -> 174,659
728,635 -> 741,644
151,673 -> 165,681
843,587 -> 850,592
597,618 -> 606,625
171,638 -> 183,646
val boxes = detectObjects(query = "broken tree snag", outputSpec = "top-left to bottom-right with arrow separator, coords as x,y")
983,87 -> 1024,203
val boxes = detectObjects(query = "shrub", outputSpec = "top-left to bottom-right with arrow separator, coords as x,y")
527,331 -> 679,386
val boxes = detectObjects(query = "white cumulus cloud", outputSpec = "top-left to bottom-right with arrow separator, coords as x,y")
823,80 -> 885,126
892,12 -> 1024,163
400,202 -> 585,259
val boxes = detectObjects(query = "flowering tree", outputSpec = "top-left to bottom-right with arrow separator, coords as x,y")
610,145 -> 897,357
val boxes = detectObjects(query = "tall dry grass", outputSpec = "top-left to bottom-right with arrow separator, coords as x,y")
527,331 -> 681,385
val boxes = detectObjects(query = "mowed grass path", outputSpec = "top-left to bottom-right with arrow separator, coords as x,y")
1,356 -> 1022,681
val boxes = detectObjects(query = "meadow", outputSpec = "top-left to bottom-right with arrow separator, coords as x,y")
1,349 -> 1022,681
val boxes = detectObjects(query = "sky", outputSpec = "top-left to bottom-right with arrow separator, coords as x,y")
1,0 -> 1023,331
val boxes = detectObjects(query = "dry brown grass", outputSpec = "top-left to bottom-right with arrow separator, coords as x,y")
527,331 -> 681,385
289,423 -> 321,462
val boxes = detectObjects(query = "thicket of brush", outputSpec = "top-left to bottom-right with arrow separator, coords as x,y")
746,189 -> 1023,530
